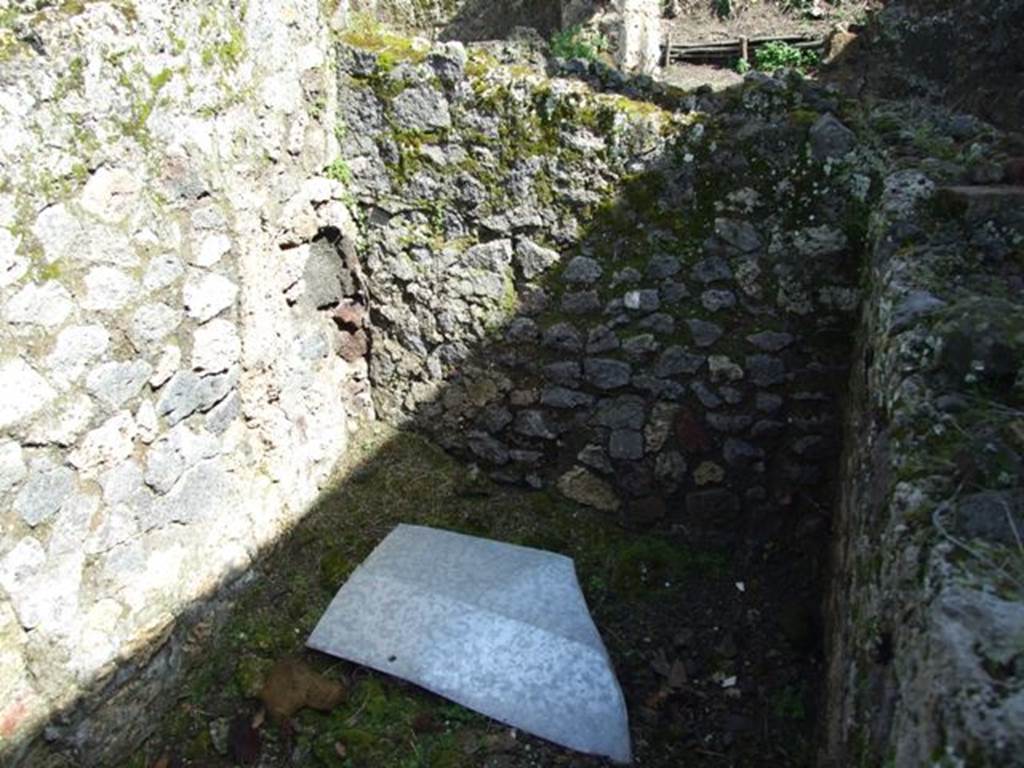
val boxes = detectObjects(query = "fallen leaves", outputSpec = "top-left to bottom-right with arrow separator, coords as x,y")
645,648 -> 690,710
228,714 -> 261,765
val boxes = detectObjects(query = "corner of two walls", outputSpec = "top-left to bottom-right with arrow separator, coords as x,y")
0,1 -> 367,764
337,41 -> 872,540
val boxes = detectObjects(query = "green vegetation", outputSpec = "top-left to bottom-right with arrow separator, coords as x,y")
753,41 -> 820,74
54,55 -> 86,99
149,67 -> 173,92
325,158 -> 352,185
338,13 -> 428,70
464,49 -> 497,79
0,7 -> 22,62
550,24 -> 607,62
202,23 -> 246,68
33,260 -> 62,281
610,536 -> 727,595
115,64 -> 173,148
770,684 -> 808,720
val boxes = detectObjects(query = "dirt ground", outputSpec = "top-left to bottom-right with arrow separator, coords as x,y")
133,424 -> 829,768
664,0 -> 877,39
660,0 -> 881,90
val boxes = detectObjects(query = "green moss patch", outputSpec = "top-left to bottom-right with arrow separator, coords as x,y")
338,15 -> 428,70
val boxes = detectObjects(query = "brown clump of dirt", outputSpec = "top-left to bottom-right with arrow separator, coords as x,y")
259,658 -> 346,721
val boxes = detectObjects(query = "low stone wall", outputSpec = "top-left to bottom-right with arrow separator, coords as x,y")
0,1 -> 368,764
332,0 -> 565,40
337,39 -> 875,537
823,128 -> 1024,763
830,0 -> 1024,132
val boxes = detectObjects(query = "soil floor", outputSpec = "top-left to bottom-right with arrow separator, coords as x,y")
134,423 -> 830,768
659,0 -> 880,90
664,0 -> 877,40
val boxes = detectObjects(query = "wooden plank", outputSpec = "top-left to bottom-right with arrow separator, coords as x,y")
748,34 -> 818,44
670,34 -> 822,50
673,47 -> 740,55
669,48 -> 738,57
671,42 -> 740,51
663,33 -> 825,66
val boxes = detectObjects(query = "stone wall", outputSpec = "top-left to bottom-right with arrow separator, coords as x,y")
337,40 -> 874,537
0,1 -> 368,764
331,0 -> 665,74
823,122 -> 1024,765
3,3 -> 1020,764
331,0 -> 566,40
829,0 -> 1024,132
613,0 -> 661,74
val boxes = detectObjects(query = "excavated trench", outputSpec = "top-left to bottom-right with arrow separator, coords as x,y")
125,26 -> 1024,768
130,38 -> 876,768
5,3 -> 1023,766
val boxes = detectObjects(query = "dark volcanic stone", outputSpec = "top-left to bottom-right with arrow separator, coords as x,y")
542,322 -> 582,352
561,290 -> 601,314
540,387 -> 594,409
655,346 -> 704,378
746,331 -> 794,352
467,432 -> 510,465
723,438 -> 764,467
687,319 -> 723,348
957,491 -> 1024,546
692,256 -> 733,284
746,354 -> 786,386
586,324 -> 620,353
563,255 -> 603,284
513,410 -> 557,439
646,254 -> 681,279
594,396 -> 646,430
584,358 -> 632,390
609,429 -> 644,460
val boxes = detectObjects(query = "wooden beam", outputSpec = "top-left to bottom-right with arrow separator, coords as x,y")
661,33 -> 825,67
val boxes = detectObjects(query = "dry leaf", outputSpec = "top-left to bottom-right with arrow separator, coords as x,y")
412,711 -> 443,734
651,648 -> 671,677
668,660 -> 688,689
228,714 -> 261,765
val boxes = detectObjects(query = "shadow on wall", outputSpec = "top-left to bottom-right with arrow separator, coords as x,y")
8,32 -> 884,768
817,0 -> 1024,132
438,0 -> 567,41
